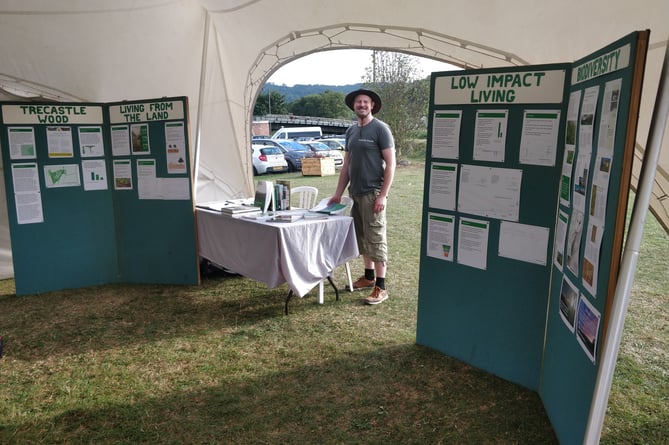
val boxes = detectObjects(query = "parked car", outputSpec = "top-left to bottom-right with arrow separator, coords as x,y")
251,143 -> 288,175
253,138 -> 310,172
319,137 -> 346,151
299,141 -> 344,168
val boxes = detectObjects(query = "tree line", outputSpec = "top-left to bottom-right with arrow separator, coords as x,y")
254,51 -> 433,157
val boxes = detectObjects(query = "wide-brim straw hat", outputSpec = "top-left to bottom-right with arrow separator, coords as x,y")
345,88 -> 382,114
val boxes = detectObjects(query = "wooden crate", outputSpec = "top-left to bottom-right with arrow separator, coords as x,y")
301,157 -> 335,176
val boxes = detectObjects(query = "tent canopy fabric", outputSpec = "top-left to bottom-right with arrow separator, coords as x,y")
0,0 -> 667,279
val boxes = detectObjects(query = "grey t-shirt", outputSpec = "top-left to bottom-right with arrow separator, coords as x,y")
344,118 -> 394,196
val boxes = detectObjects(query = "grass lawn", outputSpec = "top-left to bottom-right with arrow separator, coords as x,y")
0,161 -> 666,444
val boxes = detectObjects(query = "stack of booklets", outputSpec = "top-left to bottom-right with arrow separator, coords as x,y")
270,212 -> 304,223
220,205 -> 261,215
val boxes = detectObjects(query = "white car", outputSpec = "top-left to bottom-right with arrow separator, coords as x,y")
251,143 -> 288,175
320,138 -> 346,151
299,141 -> 344,168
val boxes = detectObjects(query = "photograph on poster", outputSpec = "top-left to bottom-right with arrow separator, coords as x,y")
559,275 -> 579,332
576,295 -> 601,363
131,123 -> 150,154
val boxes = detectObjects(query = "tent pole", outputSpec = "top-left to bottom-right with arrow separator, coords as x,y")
584,40 -> 669,445
193,10 -> 211,202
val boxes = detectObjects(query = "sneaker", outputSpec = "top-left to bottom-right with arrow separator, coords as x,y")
351,276 -> 375,290
365,286 -> 388,305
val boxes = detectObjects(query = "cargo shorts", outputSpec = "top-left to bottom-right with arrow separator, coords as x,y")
351,191 -> 387,263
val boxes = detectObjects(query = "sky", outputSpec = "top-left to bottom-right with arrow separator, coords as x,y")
267,49 -> 459,86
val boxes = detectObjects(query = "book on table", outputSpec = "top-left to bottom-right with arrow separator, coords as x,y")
220,205 -> 261,215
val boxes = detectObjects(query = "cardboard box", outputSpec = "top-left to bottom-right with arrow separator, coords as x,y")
302,157 -> 335,176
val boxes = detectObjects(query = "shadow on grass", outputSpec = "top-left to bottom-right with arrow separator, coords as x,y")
2,344 -> 557,444
0,275 -> 557,443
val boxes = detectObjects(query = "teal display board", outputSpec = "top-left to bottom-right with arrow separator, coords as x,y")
0,96 -> 199,295
539,32 -> 648,444
416,31 -> 648,444
416,63 -> 571,390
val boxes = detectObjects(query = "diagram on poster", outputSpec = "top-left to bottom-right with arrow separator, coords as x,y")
82,159 -> 108,191
44,164 -> 80,188
78,126 -> 105,157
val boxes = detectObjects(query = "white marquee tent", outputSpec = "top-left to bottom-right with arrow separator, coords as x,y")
0,0 -> 667,280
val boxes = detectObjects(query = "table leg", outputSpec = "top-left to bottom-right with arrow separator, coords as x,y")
285,290 -> 293,315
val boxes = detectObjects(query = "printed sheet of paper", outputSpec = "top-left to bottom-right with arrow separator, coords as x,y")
11,163 -> 44,224
82,159 -> 108,191
519,110 -> 560,166
46,126 -> 74,158
573,86 -> 599,213
426,212 -> 455,261
8,127 -> 36,159
582,222 -> 603,296
560,91 -> 581,206
457,217 -> 489,270
431,111 -> 462,159
473,110 -> 508,162
553,210 -> 569,271
458,164 -> 522,221
44,164 -> 81,188
428,162 -> 457,211
165,121 -> 188,174
137,158 -> 160,199
78,126 -> 105,157
113,159 -> 133,190
498,221 -> 550,266
111,125 -> 131,156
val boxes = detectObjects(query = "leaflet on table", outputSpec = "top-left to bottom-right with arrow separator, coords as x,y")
311,198 -> 346,214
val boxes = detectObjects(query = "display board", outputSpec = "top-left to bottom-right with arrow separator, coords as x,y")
0,96 -> 199,295
416,31 -> 648,444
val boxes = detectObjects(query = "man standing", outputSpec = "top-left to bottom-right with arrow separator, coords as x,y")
329,89 -> 396,305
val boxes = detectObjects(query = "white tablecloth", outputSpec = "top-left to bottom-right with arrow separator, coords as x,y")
196,209 -> 359,297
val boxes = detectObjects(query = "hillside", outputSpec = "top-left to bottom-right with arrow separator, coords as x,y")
261,82 -> 362,103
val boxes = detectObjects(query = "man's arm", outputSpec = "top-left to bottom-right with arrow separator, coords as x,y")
329,151 -> 351,204
374,147 -> 396,212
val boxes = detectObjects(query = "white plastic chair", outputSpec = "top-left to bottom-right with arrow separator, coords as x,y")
317,196 -> 354,303
291,186 -> 319,209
